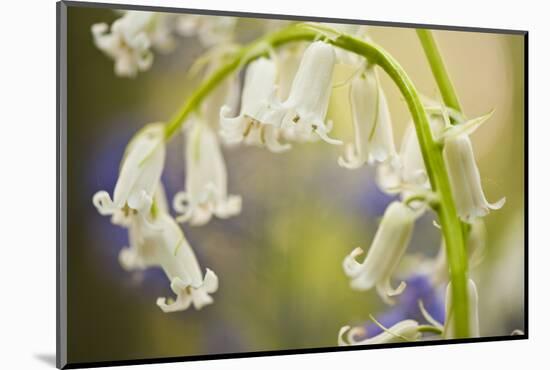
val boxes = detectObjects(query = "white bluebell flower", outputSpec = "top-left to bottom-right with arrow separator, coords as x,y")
343,201 -> 420,304
338,320 -> 421,345
443,131 -> 505,223
339,66 -> 398,169
174,122 -> 241,226
278,41 -> 341,145
220,57 -> 290,153
91,11 -> 177,77
93,123 -> 165,217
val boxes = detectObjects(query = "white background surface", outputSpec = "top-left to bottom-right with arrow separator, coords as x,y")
0,0 -> 543,368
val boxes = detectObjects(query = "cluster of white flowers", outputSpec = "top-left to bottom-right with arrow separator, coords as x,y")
91,10 -> 237,77
337,89 -> 503,343
220,41 -> 342,149
93,123 -> 219,312
91,14 -> 505,341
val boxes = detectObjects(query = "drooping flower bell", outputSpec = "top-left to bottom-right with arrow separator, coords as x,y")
375,116 -> 445,195
443,132 -> 505,223
343,201 -> 420,304
338,319 -> 421,345
93,123 -> 165,218
173,122 -> 242,226
119,207 -> 219,312
220,57 -> 290,153
118,183 -> 169,270
91,11 -> 165,77
443,278 -> 480,338
339,66 -> 398,169
275,46 -> 303,102
278,41 -> 341,145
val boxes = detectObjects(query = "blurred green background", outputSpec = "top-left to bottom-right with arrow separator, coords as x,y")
66,6 -> 525,364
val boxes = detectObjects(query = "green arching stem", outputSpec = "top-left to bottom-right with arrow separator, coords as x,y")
164,27 -> 314,139
162,24 -> 470,338
416,29 -> 463,113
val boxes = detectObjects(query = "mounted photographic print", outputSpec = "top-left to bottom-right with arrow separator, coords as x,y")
56,1 -> 528,368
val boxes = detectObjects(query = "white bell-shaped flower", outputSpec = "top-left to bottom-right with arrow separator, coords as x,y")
120,209 -> 219,312
220,57 -> 290,153
376,116 -> 446,195
444,134 -> 505,223
93,123 -> 165,217
343,201 -> 419,304
338,320 -> 421,345
279,41 -> 341,145
203,68 -> 240,131
339,67 -> 398,169
174,122 -> 241,226
275,46 -> 303,101
118,183 -> 169,270
443,278 -> 480,338
91,11 -> 157,77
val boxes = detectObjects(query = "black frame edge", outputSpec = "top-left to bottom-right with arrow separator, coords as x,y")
63,335 -> 528,369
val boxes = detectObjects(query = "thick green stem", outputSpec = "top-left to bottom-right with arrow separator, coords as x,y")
416,29 -> 463,113
162,24 -> 470,337
417,29 -> 472,337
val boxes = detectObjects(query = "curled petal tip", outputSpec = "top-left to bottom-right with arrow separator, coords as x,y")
343,247 -> 364,277
488,196 -> 506,210
316,129 -> 343,145
337,155 -> 362,170
387,281 -> 407,297
93,191 -> 116,215
203,268 -> 219,293
338,326 -> 352,346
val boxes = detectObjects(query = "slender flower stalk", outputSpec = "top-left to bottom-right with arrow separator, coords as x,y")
430,219 -> 486,283
444,279 -> 480,338
416,29 -> 463,113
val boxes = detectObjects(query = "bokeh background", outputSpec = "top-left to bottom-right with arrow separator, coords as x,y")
66,6 -> 525,364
